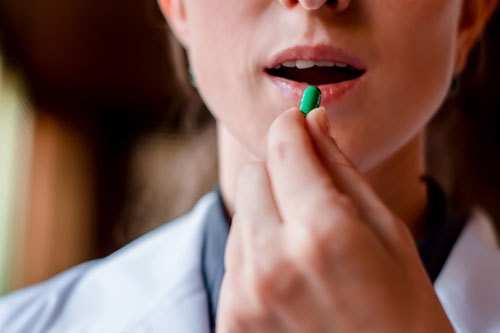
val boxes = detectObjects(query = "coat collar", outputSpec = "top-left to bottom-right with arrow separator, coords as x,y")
134,191 -> 499,333
160,194 -> 500,333
48,191 -> 219,332
435,206 -> 500,332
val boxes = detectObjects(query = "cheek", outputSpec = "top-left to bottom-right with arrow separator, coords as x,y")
334,1 -> 462,172
185,0 -> 273,158
187,3 -> 245,111
375,1 -> 460,109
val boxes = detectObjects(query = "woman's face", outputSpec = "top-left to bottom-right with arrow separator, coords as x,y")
171,1 -> 469,171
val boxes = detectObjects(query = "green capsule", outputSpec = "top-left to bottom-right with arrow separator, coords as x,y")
300,86 -> 322,117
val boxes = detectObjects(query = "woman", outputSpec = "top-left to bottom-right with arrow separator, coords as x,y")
1,0 -> 499,331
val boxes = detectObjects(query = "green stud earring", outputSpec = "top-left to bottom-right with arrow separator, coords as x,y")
188,67 -> 196,88
448,76 -> 460,98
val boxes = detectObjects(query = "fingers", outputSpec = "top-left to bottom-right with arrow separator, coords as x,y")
304,107 -> 403,244
266,107 -> 349,226
235,161 -> 282,229
226,162 -> 282,270
229,163 -> 333,333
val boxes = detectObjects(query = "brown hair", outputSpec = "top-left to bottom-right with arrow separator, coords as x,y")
427,6 -> 500,234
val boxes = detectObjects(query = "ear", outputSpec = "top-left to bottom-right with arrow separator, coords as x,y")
157,0 -> 190,48
455,0 -> 498,74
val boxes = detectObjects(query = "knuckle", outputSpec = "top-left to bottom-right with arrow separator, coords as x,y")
291,227 -> 331,273
225,306 -> 259,332
268,136 -> 296,163
267,114 -> 302,163
297,188 -> 350,222
327,221 -> 361,254
292,217 -> 361,269
305,201 -> 354,242
222,277 -> 271,329
334,193 -> 358,215
251,255 -> 299,303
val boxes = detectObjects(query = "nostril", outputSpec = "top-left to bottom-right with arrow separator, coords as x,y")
333,0 -> 350,11
324,0 -> 350,11
278,0 -> 297,9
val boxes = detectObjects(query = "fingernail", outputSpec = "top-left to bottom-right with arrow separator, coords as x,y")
316,107 -> 331,136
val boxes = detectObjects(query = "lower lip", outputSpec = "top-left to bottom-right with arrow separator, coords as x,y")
265,72 -> 365,106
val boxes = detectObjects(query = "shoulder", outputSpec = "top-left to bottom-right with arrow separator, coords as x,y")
0,191 -> 218,333
435,205 -> 500,332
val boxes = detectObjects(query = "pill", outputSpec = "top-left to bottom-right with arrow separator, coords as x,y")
300,86 -> 322,117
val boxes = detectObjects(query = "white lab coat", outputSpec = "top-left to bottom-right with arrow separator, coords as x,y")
0,191 -> 499,332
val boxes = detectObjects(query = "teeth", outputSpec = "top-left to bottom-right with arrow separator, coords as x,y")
295,60 -> 315,69
316,61 -> 336,67
277,60 -> 350,69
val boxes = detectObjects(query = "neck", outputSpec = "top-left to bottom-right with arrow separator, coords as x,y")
217,123 -> 429,238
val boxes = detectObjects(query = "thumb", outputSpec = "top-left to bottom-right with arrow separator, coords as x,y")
305,107 -> 399,241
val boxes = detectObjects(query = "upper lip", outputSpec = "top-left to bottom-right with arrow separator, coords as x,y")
265,44 -> 366,71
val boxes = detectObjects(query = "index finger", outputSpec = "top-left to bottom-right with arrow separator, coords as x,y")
305,107 -> 407,247
266,107 -> 351,225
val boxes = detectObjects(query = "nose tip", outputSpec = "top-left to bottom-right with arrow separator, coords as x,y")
279,0 -> 350,11
298,0 -> 327,10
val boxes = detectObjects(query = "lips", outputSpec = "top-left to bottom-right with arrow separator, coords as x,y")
265,45 -> 366,71
264,45 -> 367,105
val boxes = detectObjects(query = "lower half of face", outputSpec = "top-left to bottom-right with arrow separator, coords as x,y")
185,0 -> 461,172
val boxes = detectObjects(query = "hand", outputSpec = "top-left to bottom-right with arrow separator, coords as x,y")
216,107 -> 454,332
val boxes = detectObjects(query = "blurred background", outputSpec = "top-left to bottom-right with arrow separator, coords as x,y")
0,0 -> 217,294
0,1 -> 498,295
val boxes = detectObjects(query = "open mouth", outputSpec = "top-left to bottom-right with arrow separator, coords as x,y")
265,60 -> 365,86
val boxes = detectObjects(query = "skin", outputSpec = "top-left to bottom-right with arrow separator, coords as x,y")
159,0 -> 498,331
